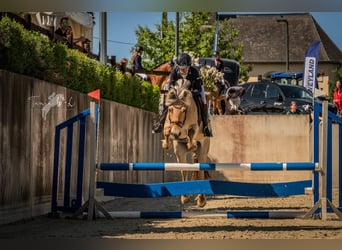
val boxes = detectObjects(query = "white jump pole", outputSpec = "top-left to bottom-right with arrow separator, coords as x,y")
87,101 -> 96,220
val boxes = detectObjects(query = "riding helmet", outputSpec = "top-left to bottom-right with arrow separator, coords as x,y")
135,45 -> 144,52
176,53 -> 191,68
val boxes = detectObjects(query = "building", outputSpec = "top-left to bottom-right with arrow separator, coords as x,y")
219,13 -> 342,96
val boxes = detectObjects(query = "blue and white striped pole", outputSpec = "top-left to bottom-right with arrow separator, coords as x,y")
98,162 -> 319,172
96,210 -> 306,219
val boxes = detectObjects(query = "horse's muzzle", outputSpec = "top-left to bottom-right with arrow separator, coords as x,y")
170,125 -> 182,138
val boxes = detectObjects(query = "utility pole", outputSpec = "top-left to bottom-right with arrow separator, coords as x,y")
213,12 -> 219,52
277,15 -> 289,72
99,12 -> 107,65
175,12 -> 179,57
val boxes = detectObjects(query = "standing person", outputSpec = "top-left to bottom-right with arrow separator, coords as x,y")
212,50 -> 223,72
152,52 -> 212,137
333,80 -> 342,116
286,101 -> 301,115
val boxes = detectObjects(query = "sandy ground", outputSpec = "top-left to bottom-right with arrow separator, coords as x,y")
0,189 -> 342,239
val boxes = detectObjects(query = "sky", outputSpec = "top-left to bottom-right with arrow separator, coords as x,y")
91,12 -> 342,63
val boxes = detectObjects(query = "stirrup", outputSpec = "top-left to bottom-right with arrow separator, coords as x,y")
203,126 -> 213,137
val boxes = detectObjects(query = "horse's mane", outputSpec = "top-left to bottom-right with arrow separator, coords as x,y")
165,86 -> 193,108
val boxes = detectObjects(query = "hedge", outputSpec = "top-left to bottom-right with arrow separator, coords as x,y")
0,15 -> 160,113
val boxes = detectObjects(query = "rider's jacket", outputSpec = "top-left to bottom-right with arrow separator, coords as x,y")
169,66 -> 203,95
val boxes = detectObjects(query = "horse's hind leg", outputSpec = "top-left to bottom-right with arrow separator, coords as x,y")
191,171 -> 206,207
180,170 -> 190,204
191,152 -> 206,208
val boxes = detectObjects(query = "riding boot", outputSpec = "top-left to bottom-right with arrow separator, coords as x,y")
152,107 -> 167,133
202,104 -> 213,137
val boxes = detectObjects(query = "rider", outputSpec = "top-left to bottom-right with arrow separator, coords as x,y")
152,52 -> 212,137
131,46 -> 144,71
130,45 -> 148,80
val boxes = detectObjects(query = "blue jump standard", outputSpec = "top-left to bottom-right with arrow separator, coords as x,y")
96,180 -> 312,198
98,162 -> 318,171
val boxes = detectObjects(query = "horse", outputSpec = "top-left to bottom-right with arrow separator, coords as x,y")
161,79 -> 210,207
148,61 -> 173,91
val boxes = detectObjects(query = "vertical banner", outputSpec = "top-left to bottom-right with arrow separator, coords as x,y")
303,41 -> 321,93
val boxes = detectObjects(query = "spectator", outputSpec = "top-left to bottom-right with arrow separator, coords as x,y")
116,58 -> 132,74
226,85 -> 246,114
212,50 -> 227,95
333,80 -> 342,117
212,50 -> 223,72
54,17 -> 86,48
286,101 -> 301,115
55,17 -> 69,38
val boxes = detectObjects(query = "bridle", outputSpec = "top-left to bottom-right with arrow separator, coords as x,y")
168,102 -> 187,128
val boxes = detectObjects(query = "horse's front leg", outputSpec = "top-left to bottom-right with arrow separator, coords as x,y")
186,127 -> 197,151
162,125 -> 171,149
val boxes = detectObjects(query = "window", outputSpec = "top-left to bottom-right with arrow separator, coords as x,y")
251,83 -> 266,98
265,84 -> 280,98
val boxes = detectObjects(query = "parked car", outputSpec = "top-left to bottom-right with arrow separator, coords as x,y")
239,81 -> 337,114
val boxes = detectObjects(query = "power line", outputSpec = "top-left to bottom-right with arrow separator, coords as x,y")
93,36 -> 135,45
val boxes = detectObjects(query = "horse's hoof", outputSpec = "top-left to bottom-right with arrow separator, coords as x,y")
186,141 -> 197,151
161,140 -> 169,149
181,195 -> 190,204
195,195 -> 206,207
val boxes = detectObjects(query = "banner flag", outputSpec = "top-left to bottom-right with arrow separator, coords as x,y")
303,41 -> 321,93
87,89 -> 100,101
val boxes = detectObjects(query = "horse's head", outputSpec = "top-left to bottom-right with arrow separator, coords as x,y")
165,86 -> 193,139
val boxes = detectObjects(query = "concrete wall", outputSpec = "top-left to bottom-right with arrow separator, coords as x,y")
207,115 -> 312,183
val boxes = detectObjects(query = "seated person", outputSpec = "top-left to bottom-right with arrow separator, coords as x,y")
55,17 -> 87,48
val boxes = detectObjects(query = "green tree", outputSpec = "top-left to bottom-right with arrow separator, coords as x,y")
133,12 -> 251,82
